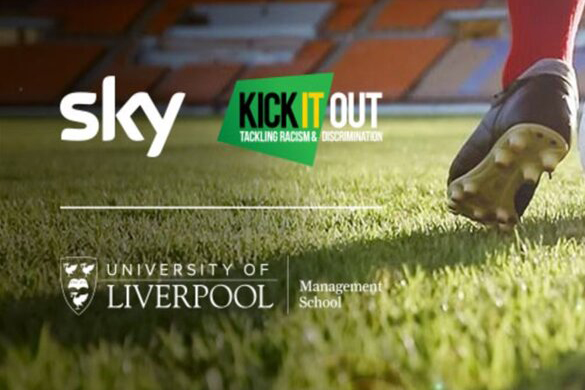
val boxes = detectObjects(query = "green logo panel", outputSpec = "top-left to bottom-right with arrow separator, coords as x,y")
218,73 -> 333,166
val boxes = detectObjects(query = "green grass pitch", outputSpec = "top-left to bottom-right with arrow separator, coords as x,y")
1,117 -> 585,389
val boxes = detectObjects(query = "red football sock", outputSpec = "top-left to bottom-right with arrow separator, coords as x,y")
503,0 -> 585,87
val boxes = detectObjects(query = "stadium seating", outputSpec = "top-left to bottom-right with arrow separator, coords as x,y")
165,3 -> 333,39
31,0 -> 148,34
374,0 -> 484,29
325,4 -> 369,31
142,2 -> 332,70
8,0 -> 585,107
148,0 -> 269,35
330,38 -> 451,100
209,40 -> 333,102
147,0 -> 194,35
152,63 -> 242,105
239,40 -> 332,79
138,36 -> 302,67
90,50 -> 167,101
412,38 -> 508,100
444,8 -> 507,38
0,43 -> 103,104
572,45 -> 585,95
290,0 -> 375,32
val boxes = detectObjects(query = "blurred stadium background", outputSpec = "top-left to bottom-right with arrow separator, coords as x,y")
2,0 -> 585,116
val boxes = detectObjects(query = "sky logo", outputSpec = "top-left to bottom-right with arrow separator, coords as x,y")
59,76 -> 185,157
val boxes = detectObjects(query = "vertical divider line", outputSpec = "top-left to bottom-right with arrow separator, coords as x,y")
286,257 -> 290,315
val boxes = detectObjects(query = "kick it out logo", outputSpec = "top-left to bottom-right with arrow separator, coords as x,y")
60,258 -> 276,315
218,73 -> 383,166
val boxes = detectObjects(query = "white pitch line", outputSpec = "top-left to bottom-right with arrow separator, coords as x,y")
60,205 -> 383,211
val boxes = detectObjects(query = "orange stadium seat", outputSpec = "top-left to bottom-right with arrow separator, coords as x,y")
90,51 -> 168,101
32,0 -> 148,34
326,5 -> 369,31
152,63 -> 242,104
375,0 -> 484,29
0,44 -> 103,104
329,38 -> 451,100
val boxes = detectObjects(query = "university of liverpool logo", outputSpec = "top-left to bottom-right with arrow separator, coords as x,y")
60,256 -> 98,315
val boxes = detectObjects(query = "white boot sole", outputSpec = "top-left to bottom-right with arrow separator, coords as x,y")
447,123 -> 569,231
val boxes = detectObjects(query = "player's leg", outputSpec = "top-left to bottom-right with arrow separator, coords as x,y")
447,0 -> 583,230
503,0 -> 585,87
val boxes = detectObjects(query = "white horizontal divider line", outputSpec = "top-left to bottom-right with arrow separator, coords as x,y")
60,205 -> 383,211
